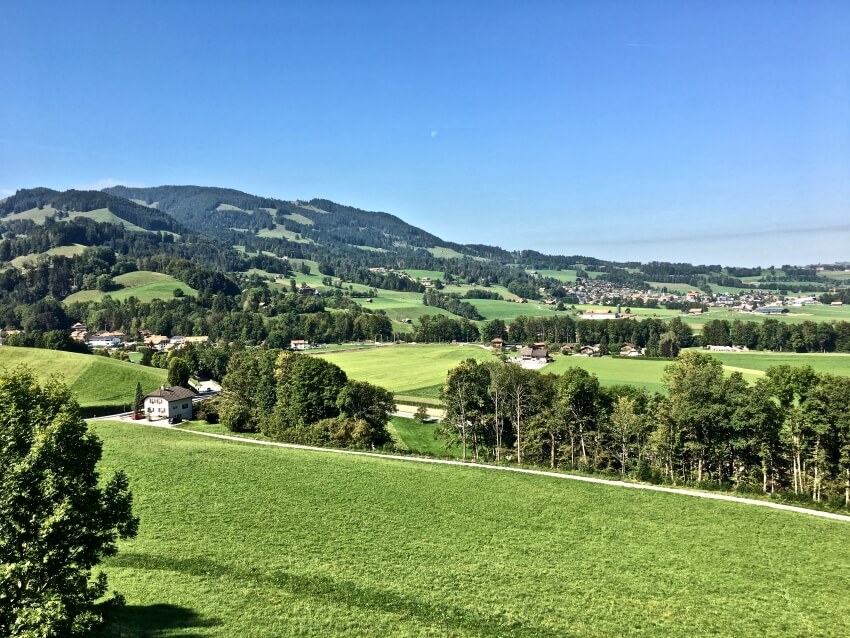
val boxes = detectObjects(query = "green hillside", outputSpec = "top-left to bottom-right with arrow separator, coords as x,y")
0,347 -> 166,412
92,422 -> 850,637
64,271 -> 197,304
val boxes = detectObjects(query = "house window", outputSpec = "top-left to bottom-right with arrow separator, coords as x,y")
182,403 -> 188,409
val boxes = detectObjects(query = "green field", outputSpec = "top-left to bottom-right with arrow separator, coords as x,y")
387,416 -> 458,457
9,243 -> 88,268
0,346 -> 166,410
5,206 -> 149,232
64,271 -> 197,304
317,344 -> 493,395
90,422 -> 850,637
701,351 -> 850,378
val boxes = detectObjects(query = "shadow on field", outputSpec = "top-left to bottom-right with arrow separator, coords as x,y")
112,552 -> 573,637
97,603 -> 220,637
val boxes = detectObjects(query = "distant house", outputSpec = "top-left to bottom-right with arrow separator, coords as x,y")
620,343 -> 642,357
521,343 -> 550,361
298,283 -> 317,295
419,277 -> 434,288
579,309 -> 619,320
181,336 -> 210,347
577,345 -> 600,357
491,338 -> 505,349
144,335 -> 171,350
560,342 -> 576,354
144,385 -> 196,421
831,301 -> 844,307
291,339 -> 310,350
688,307 -> 705,315
88,331 -> 124,348
754,306 -> 788,315
70,323 -> 89,342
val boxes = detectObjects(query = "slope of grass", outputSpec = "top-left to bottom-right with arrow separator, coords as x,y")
703,351 -> 850,378
9,243 -> 87,268
0,346 -> 167,411
317,344 -> 493,393
64,271 -> 197,304
387,416 -> 458,457
91,422 -> 850,637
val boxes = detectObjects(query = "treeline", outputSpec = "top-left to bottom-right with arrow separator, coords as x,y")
701,318 -> 850,353
440,352 -> 850,506
407,315 -> 480,343
214,349 -> 394,449
423,290 -> 483,320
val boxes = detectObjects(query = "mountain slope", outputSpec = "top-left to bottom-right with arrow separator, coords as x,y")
0,188 -> 183,234
105,185 -> 467,253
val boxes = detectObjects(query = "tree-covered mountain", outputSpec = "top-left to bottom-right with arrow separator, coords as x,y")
0,188 -> 184,234
105,185 -> 463,253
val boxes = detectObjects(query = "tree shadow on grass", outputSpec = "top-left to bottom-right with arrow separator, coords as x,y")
95,603 -> 220,638
112,552 -> 574,638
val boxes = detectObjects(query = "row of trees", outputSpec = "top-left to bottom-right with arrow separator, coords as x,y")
440,352 -> 850,506
215,350 -> 395,449
422,289 -> 483,320
701,318 -> 850,352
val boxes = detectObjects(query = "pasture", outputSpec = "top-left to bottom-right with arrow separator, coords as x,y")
8,243 -> 87,268
64,271 -> 197,304
317,343 -> 493,399
0,346 -> 166,411
91,422 -> 850,637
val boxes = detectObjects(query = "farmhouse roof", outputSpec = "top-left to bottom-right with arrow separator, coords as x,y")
145,386 -> 196,402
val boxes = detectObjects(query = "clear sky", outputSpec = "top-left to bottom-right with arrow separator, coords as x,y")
2,1 -> 848,267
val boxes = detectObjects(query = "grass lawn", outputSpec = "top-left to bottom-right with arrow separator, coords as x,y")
64,271 -> 197,304
316,344 -> 494,393
0,346 -> 166,409
702,350 -> 850,378
91,422 -> 850,637
544,355 -> 672,393
387,416 -> 458,457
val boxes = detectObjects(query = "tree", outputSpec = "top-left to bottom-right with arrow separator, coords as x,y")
133,381 -> 145,416
167,357 -> 191,387
336,380 -> 395,440
0,367 -> 138,636
441,359 -> 491,460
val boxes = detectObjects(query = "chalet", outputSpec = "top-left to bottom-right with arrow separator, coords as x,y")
490,338 -> 505,349
560,342 -> 576,354
521,344 -> 550,361
291,339 -> 310,350
419,277 -> 434,288
620,343 -> 642,357
70,323 -> 88,342
144,335 -> 171,350
181,336 -> 210,347
298,283 -> 317,295
577,345 -> 600,357
144,385 -> 196,421
88,332 -> 124,348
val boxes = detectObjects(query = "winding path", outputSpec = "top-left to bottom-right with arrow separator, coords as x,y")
107,419 -> 850,524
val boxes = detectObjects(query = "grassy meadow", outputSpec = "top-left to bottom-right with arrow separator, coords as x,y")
317,344 -> 493,398
91,422 -> 850,637
0,346 -> 166,411
64,271 -> 197,304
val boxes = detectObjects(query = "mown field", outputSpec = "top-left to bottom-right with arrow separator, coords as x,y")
92,422 -> 850,637
317,344 -> 493,399
318,344 -> 850,399
64,271 -> 197,304
8,243 -> 87,268
0,346 -> 166,410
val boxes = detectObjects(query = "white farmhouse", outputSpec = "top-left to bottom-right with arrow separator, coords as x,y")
144,386 -> 196,421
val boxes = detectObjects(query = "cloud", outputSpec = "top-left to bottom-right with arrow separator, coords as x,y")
71,178 -> 144,191
430,130 -> 438,138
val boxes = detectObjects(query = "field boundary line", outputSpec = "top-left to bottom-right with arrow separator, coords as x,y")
122,421 -> 850,523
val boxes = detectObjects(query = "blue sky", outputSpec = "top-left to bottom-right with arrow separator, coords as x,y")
2,1 -> 848,266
